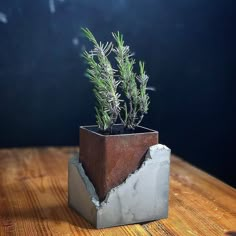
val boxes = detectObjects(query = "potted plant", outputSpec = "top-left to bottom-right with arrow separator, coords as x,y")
80,28 -> 158,201
68,28 -> 170,228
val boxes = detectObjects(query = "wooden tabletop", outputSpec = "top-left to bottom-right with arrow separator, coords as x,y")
0,147 -> 235,235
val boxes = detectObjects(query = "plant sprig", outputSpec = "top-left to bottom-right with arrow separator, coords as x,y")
82,28 -> 121,132
112,32 -> 150,129
82,28 -> 151,133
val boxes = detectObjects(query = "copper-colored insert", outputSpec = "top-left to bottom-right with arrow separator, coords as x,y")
79,125 -> 158,201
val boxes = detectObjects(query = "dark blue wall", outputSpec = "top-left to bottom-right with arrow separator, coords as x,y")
0,0 -> 235,186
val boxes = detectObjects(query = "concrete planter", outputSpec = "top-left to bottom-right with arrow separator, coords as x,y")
68,144 -> 171,228
79,125 -> 158,201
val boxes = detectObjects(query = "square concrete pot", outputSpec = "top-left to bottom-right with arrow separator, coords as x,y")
79,124 -> 158,201
68,144 -> 171,228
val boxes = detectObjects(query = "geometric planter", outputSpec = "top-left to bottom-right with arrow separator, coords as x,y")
68,144 -> 171,228
79,125 -> 158,201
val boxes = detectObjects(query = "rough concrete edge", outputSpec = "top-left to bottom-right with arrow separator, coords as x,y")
68,159 -> 98,226
101,144 -> 171,206
69,157 -> 100,208
95,144 -> 171,228
74,144 -> 170,209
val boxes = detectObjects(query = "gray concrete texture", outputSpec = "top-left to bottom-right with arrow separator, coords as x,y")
68,144 -> 171,228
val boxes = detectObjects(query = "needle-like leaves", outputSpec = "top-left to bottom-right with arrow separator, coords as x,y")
112,32 -> 150,129
82,28 -> 121,132
82,28 -> 151,133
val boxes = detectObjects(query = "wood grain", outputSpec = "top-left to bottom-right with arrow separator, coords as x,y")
0,147 -> 235,235
143,156 -> 236,236
0,147 -> 76,185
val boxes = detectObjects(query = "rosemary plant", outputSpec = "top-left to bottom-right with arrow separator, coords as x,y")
112,32 -> 150,129
82,28 -> 150,133
82,28 -> 121,132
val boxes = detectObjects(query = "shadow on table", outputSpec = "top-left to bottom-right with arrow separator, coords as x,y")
225,232 -> 236,236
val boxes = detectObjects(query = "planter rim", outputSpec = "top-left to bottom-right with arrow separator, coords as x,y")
80,124 -> 158,137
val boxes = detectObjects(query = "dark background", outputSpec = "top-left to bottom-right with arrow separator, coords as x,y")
0,0 -> 235,186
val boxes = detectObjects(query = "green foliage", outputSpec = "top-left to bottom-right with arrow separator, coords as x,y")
82,28 -> 121,132
112,32 -> 150,129
82,28 -> 151,133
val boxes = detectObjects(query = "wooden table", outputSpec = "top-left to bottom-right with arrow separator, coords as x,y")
0,147 -> 235,235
